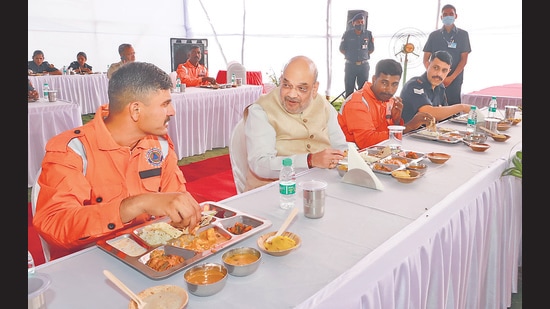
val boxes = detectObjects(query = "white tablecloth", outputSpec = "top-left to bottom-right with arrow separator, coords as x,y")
168,85 -> 263,159
28,99 -> 83,187
33,117 -> 521,309
29,74 -> 108,114
461,83 -> 522,109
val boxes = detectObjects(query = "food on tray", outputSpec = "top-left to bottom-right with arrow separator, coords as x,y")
227,222 -> 253,235
384,157 -> 408,165
171,227 -> 229,252
373,146 -> 392,158
426,118 -> 437,132
404,151 -> 420,159
373,163 -> 393,172
145,249 -> 185,271
138,222 -> 185,246
360,152 -> 381,163
106,236 -> 147,257
417,130 -> 440,138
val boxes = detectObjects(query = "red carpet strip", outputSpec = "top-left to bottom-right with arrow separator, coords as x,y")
28,154 -> 236,266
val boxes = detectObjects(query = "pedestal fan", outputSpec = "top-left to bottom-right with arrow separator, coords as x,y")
389,28 -> 427,86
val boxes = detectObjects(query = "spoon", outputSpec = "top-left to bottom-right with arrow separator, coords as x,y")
266,207 -> 299,244
103,270 -> 147,309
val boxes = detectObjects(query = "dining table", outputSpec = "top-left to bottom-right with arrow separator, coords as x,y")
215,70 -> 264,86
29,73 -> 109,115
167,85 -> 263,159
28,99 -> 83,187
32,111 -> 522,308
461,83 -> 522,109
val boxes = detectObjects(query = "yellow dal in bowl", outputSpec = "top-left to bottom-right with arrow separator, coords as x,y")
264,235 -> 296,251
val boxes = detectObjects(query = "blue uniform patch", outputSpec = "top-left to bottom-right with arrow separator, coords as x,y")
146,147 -> 164,167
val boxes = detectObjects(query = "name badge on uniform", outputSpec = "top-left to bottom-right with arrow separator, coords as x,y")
448,42 -> 457,48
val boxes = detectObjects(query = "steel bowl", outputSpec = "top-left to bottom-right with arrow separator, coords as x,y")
221,247 -> 262,276
183,263 -> 228,297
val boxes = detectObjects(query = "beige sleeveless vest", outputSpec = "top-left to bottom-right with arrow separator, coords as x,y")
244,90 -> 333,191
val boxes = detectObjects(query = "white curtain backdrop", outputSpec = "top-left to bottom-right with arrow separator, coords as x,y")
28,0 -> 522,97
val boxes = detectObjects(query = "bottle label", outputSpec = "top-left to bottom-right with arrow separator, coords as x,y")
467,118 -> 476,126
279,183 -> 296,195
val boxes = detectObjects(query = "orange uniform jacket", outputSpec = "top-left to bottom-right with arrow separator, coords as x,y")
337,82 -> 404,149
32,104 -> 189,260
176,60 -> 210,87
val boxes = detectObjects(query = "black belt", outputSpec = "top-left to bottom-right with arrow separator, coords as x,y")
346,60 -> 369,65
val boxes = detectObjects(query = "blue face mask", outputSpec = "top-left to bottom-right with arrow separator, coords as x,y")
442,16 -> 455,26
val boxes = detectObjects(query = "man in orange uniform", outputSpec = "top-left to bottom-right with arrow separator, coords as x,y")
338,59 -> 435,149
33,62 -> 203,260
176,45 -> 217,87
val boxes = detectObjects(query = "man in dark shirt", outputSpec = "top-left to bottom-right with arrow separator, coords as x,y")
423,4 -> 471,105
339,13 -> 375,99
28,50 -> 61,75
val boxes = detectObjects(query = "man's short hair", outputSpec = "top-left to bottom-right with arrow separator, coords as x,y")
441,4 -> 456,13
430,50 -> 453,66
118,43 -> 132,56
374,59 -> 403,77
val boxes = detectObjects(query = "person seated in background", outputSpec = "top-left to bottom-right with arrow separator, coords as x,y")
68,51 -> 93,74
337,59 -> 435,149
28,79 -> 39,101
107,43 -> 135,79
28,50 -> 62,75
33,61 -> 202,261
400,50 -> 471,123
243,55 -> 348,191
176,45 -> 217,87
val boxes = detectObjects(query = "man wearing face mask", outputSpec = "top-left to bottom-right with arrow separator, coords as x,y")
339,12 -> 375,99
423,4 -> 471,105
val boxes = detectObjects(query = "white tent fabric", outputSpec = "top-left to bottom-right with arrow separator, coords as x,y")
28,0 -> 521,97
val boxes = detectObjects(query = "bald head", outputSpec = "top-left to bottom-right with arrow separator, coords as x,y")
282,55 -> 318,83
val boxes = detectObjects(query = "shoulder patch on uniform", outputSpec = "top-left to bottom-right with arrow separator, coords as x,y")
413,88 -> 425,95
145,147 -> 164,168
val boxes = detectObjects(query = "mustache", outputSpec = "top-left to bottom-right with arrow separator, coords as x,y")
284,96 -> 300,103
431,76 -> 443,81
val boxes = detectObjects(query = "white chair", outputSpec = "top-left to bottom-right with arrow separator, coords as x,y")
229,118 -> 248,194
169,71 -> 178,89
227,62 -> 247,85
31,168 -> 51,263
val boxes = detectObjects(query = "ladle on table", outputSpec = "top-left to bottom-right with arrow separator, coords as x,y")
478,126 -> 507,139
103,270 -> 147,309
266,207 -> 299,244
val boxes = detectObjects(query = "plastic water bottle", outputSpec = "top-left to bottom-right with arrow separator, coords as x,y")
466,105 -> 477,133
279,158 -> 296,210
28,250 -> 35,277
43,83 -> 49,99
487,96 -> 498,118
175,77 -> 181,93
231,73 -> 236,86
62,65 -> 67,75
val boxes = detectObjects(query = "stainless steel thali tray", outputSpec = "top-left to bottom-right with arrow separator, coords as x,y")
361,146 -> 427,175
97,201 -> 272,279
409,129 -> 462,144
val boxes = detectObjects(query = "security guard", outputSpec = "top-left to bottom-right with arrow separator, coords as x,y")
339,13 -> 375,99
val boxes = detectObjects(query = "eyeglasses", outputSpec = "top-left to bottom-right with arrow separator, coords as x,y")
280,81 -> 311,94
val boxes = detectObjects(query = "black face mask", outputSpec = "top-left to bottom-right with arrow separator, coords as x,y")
354,24 -> 364,31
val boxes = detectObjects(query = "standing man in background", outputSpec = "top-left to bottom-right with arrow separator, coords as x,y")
339,13 -> 374,99
423,4 -> 471,105
107,43 -> 136,79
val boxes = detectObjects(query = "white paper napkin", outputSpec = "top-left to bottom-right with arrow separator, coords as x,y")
341,144 -> 384,190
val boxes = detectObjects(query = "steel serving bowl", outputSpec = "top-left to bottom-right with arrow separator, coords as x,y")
183,263 -> 228,297
221,247 -> 262,276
